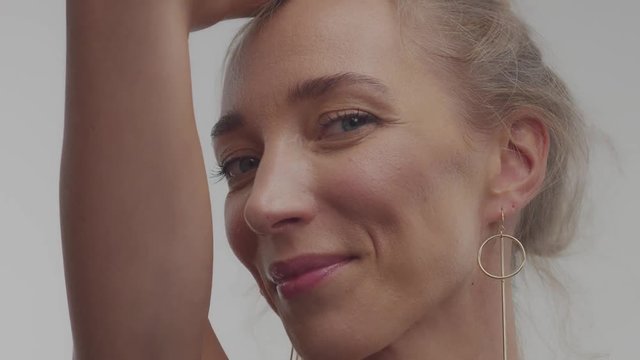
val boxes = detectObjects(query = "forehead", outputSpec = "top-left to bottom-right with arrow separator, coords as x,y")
222,0 -> 418,111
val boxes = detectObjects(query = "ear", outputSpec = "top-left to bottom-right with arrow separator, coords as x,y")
484,109 -> 550,223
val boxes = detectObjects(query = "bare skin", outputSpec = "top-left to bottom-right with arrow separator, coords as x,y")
61,0 -> 549,359
213,1 -> 548,359
61,1 -> 266,359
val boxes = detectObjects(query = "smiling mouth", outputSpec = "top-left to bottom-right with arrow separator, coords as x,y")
268,254 -> 357,299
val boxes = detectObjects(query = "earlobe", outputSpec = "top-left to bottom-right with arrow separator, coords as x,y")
485,109 -> 550,221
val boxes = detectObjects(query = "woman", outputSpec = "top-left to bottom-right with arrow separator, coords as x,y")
60,0 -> 587,359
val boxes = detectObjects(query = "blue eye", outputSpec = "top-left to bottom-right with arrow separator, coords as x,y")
209,156 -> 260,183
322,110 -> 379,137
209,110 -> 380,183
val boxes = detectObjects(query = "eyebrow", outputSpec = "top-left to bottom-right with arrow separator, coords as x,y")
211,72 -> 390,139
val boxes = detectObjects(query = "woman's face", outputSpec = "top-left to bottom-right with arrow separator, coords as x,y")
214,0 -> 496,358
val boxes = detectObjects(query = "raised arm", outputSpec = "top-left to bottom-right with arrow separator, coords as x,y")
60,1 -> 264,359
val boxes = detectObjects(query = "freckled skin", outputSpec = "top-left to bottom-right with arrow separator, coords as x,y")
214,0 -> 537,359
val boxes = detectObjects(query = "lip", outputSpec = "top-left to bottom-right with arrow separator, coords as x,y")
268,254 -> 355,299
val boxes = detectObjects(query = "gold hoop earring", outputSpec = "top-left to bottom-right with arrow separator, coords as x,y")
477,206 -> 527,360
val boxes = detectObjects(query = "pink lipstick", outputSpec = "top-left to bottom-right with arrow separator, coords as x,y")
268,254 -> 355,299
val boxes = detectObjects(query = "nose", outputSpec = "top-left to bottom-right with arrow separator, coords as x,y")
243,140 -> 317,236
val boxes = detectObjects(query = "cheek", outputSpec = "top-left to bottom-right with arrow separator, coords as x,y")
224,194 -> 258,271
318,142 -> 413,240
320,128 -> 481,294
403,147 -> 483,298
317,131 -> 444,267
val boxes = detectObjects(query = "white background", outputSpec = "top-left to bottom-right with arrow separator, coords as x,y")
1,0 -> 638,359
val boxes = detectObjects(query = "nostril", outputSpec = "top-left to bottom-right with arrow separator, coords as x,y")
244,209 -> 266,236
272,217 -> 302,230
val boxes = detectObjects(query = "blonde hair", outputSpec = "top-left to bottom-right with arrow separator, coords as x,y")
224,1 -> 593,358
396,0 -> 588,261
224,0 -> 588,263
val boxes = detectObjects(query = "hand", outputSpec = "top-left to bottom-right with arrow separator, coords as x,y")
190,0 -> 273,31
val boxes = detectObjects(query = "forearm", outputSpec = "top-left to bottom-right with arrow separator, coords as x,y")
61,1 -> 212,359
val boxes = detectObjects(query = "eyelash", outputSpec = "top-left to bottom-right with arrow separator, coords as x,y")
209,109 -> 380,183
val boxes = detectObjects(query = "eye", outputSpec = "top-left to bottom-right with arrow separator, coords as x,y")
321,109 -> 380,138
209,156 -> 260,183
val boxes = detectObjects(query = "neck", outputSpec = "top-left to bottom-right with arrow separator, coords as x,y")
366,245 -> 520,360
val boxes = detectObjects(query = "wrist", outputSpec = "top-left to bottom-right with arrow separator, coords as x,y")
188,0 -> 228,31
66,0 -> 193,34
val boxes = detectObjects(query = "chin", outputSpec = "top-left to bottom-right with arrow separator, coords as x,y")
282,303 -> 398,360
292,334 -> 377,360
